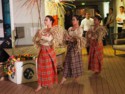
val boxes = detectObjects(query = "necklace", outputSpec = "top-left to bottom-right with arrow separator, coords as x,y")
46,28 -> 51,32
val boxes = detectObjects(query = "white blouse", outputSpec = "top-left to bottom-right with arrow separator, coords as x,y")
68,27 -> 83,37
40,29 -> 53,46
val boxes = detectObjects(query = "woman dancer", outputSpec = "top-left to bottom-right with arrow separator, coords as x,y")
60,15 -> 84,84
33,15 -> 58,92
86,15 -> 107,74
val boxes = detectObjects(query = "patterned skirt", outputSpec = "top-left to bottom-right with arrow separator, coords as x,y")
88,40 -> 103,72
37,45 -> 57,87
63,42 -> 83,78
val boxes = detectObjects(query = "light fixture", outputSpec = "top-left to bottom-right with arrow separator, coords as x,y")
81,3 -> 85,5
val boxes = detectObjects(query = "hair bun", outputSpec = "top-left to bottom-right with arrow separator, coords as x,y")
95,14 -> 102,21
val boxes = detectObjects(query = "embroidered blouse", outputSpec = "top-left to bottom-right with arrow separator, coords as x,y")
87,25 -> 107,43
64,26 -> 86,50
40,28 -> 53,46
68,27 -> 83,38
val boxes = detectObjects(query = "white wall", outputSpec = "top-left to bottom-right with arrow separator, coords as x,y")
13,0 -> 45,45
0,0 -> 4,38
13,0 -> 43,24
103,2 -> 109,18
0,0 -> 2,19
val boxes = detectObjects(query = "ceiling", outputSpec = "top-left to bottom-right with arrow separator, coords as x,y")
74,0 -> 109,2
64,0 -> 110,8
62,0 -> 110,2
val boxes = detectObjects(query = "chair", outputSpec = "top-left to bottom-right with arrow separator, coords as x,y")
111,32 -> 125,55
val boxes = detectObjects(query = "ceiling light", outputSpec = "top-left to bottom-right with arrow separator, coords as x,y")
81,3 -> 85,5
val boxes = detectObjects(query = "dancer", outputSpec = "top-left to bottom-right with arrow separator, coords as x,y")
86,15 -> 107,74
33,15 -> 58,92
60,15 -> 85,85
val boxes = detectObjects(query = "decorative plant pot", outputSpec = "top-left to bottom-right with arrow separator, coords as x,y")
8,60 -> 37,84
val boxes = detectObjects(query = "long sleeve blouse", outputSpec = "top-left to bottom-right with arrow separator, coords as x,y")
40,29 -> 53,46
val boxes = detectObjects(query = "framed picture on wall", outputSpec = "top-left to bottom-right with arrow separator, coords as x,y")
86,8 -> 95,17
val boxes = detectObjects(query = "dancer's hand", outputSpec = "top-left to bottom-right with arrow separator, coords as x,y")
66,35 -> 72,41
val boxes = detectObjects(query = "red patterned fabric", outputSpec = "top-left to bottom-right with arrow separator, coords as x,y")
88,39 -> 103,73
37,45 -> 58,87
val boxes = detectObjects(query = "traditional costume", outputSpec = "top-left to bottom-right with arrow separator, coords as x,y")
63,27 -> 86,78
86,25 -> 107,73
33,26 -> 65,87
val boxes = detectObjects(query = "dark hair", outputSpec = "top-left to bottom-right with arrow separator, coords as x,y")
72,15 -> 81,25
120,6 -> 124,9
110,8 -> 113,11
95,9 -> 100,14
46,15 -> 55,24
106,13 -> 109,16
95,15 -> 102,22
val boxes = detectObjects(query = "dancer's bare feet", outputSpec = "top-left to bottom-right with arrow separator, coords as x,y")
47,85 -> 54,90
73,77 -> 78,83
0,77 -> 4,81
35,85 -> 42,92
60,77 -> 66,85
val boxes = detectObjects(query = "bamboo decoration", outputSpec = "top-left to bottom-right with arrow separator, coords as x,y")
47,0 -> 76,26
18,0 -> 75,27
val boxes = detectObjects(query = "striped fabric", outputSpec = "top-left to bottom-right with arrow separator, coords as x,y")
88,39 -> 103,73
37,45 -> 57,87
63,42 -> 83,78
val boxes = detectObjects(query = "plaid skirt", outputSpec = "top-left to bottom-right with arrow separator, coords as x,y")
37,45 -> 57,87
63,42 -> 83,78
88,39 -> 103,72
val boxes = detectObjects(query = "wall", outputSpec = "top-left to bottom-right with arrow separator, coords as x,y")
0,0 -> 2,19
12,0 -> 45,45
103,2 -> 109,18
0,0 -> 4,38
